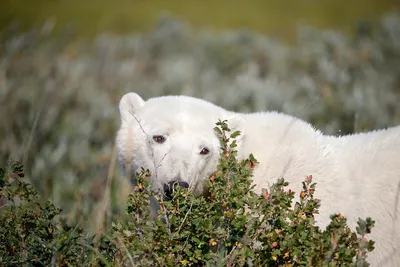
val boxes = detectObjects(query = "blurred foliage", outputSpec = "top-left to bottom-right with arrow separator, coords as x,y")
0,12 -> 399,233
0,122 -> 376,266
0,0 -> 399,42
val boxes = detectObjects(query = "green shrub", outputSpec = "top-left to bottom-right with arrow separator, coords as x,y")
0,121 -> 375,266
2,13 -> 399,232
0,161 -> 97,266
101,120 -> 376,266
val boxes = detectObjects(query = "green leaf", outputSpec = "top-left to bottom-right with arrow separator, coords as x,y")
230,131 -> 241,139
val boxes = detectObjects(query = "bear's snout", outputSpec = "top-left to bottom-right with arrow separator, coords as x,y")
163,181 -> 189,200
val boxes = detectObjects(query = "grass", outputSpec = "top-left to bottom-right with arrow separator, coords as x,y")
0,0 -> 399,42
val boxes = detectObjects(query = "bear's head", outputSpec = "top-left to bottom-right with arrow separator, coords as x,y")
116,92 -> 243,199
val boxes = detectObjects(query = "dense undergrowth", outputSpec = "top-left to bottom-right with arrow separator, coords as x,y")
1,13 -> 400,231
0,12 -> 399,261
0,121 -> 375,266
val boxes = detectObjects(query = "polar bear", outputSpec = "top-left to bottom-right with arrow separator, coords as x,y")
115,92 -> 400,266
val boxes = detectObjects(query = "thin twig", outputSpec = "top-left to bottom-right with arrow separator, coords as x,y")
177,202 -> 193,234
130,113 -> 172,233
117,235 -> 135,267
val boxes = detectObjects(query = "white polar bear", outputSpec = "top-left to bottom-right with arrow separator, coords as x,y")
116,92 -> 400,267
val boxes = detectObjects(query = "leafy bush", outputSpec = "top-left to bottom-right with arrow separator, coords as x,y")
1,121 -> 375,266
1,13 -> 399,232
102,120 -> 375,266
0,161 -> 100,266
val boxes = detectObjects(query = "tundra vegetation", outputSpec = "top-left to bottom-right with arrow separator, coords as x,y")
0,11 -> 399,266
1,121 -> 375,266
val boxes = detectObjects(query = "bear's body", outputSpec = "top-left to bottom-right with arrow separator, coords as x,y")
116,92 -> 400,266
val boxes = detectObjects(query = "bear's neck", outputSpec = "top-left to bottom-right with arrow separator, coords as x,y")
234,111 -> 400,195
234,112 -> 339,192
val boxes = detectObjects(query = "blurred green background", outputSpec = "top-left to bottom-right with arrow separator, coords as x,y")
1,0 -> 399,42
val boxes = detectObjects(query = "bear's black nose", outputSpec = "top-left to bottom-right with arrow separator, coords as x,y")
163,181 -> 189,200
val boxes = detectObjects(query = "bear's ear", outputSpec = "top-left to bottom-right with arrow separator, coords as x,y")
119,92 -> 146,122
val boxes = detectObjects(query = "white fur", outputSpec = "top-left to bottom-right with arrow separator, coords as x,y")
116,92 -> 400,266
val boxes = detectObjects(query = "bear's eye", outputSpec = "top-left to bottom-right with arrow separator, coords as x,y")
200,147 -> 210,155
153,135 -> 166,144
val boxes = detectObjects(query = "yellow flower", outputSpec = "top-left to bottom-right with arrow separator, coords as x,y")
284,252 -> 290,259
209,238 -> 217,246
